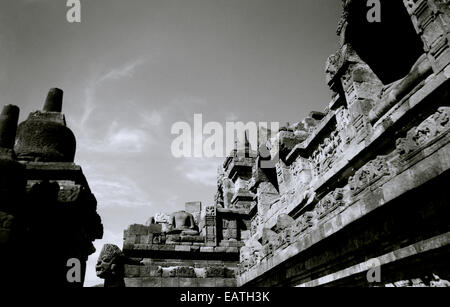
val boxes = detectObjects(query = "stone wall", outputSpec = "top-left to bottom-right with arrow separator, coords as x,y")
98,202 -> 248,287
237,0 -> 450,287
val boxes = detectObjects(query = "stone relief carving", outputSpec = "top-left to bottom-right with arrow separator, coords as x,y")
310,130 -> 346,178
349,156 -> 391,196
291,211 -> 317,239
205,205 -> 216,217
0,211 -> 14,245
315,188 -> 346,220
250,214 -> 260,237
385,273 -> 450,287
239,243 -> 262,274
396,107 -> 450,159
96,244 -> 138,288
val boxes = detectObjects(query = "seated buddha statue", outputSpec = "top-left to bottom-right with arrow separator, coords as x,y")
169,210 -> 199,236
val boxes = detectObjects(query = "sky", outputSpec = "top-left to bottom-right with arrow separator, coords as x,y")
0,0 -> 342,286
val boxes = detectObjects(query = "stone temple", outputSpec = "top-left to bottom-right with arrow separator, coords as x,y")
96,0 -> 450,287
2,0 -> 450,288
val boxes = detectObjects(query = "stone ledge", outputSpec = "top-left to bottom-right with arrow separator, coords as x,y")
124,243 -> 242,254
217,207 -> 250,215
297,231 -> 450,287
261,70 -> 450,232
124,277 -> 237,287
238,141 -> 450,285
286,111 -> 336,165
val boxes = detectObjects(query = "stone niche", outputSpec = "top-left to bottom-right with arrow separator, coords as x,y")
342,0 -> 424,85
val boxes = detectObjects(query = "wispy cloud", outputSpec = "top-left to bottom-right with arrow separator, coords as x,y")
99,59 -> 146,83
69,58 -> 155,155
76,58 -> 147,129
89,175 -> 152,208
140,109 -> 163,128
78,120 -> 150,154
176,158 -> 221,187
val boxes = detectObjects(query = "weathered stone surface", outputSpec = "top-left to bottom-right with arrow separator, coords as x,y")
15,89 -> 76,162
0,90 -> 103,288
235,1 -> 450,288
43,88 -> 63,113
0,211 -> 14,245
96,244 -> 126,287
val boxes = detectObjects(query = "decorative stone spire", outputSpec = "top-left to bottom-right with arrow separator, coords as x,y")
0,105 -> 20,150
43,88 -> 63,113
0,105 -> 25,212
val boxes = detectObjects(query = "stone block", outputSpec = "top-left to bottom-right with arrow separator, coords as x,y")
197,278 -> 217,287
123,243 -> 134,250
124,234 -> 137,244
180,235 -> 205,243
226,247 -> 239,253
200,246 -> 214,253
214,247 -> 227,253
140,235 -> 149,244
175,245 -> 191,252
206,266 -> 225,277
177,266 -> 196,278
223,278 -> 237,287
124,265 -> 141,277
142,277 -> 162,287
139,265 -> 151,277
147,223 -> 163,233
124,278 -> 143,287
205,217 -> 216,226
205,241 -> 216,247
241,230 -> 251,240
159,245 -> 175,251
160,266 -> 176,277
224,268 -> 236,278
127,224 -> 149,235
215,278 -> 226,287
149,266 -> 162,277
161,278 -> 180,287
179,277 -> 199,287
190,245 -> 200,252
